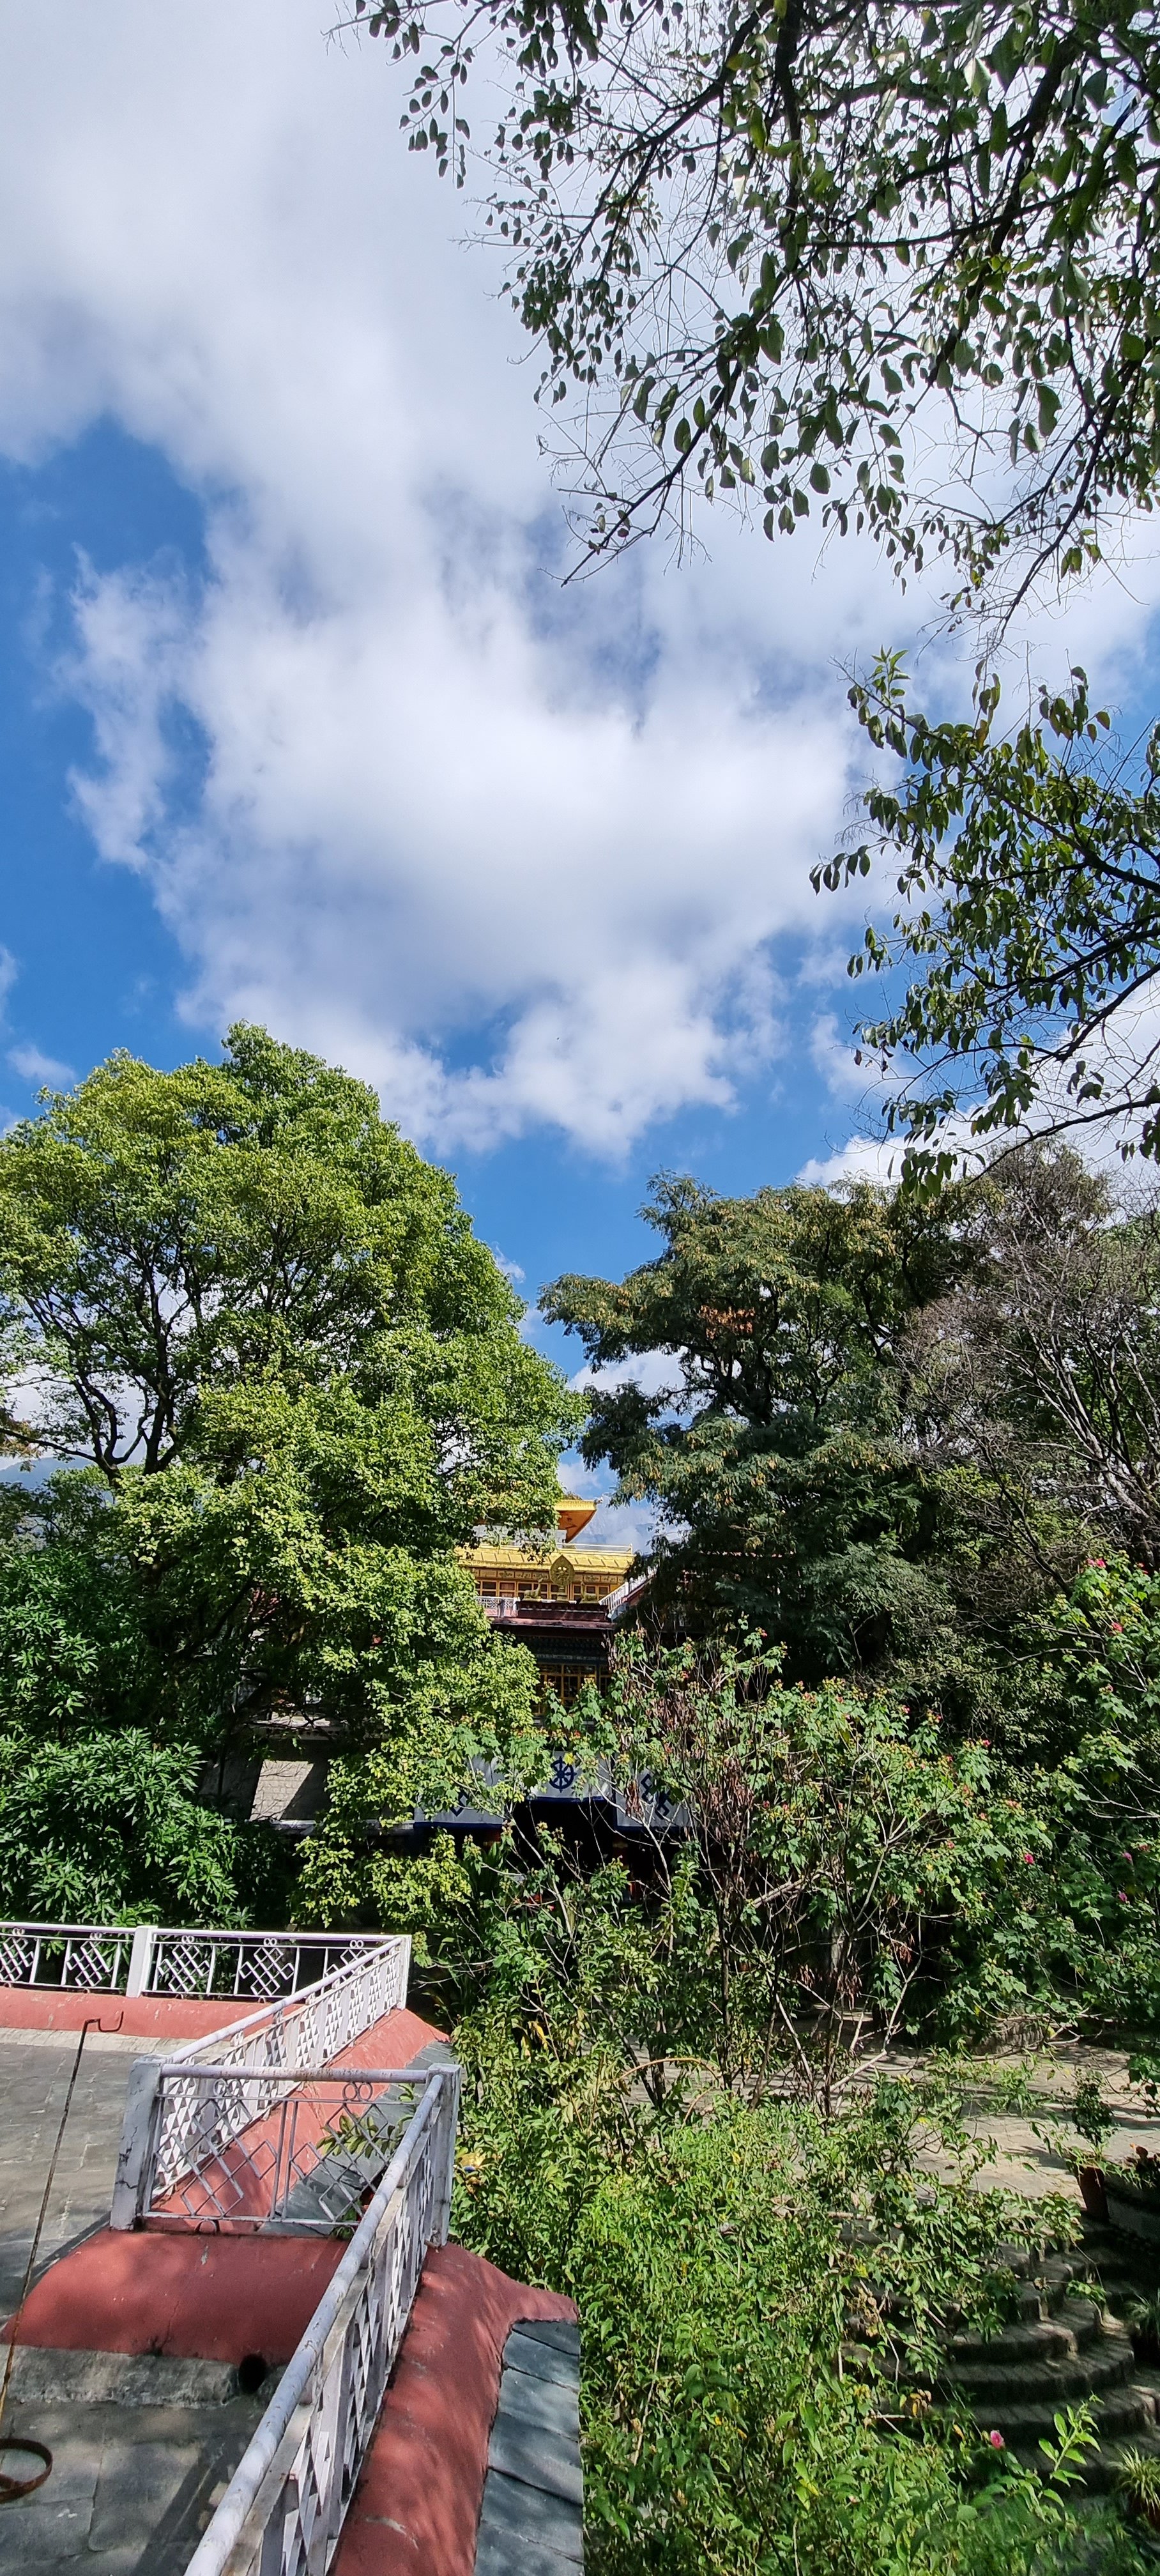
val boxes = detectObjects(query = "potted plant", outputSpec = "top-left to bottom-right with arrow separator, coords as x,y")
1068,2072 -> 1113,2222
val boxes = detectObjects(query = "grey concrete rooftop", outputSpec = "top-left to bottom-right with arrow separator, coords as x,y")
0,2029 -> 271,2574
0,2030 -> 139,2326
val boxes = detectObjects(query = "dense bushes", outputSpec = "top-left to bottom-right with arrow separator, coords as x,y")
452,2042 -> 1147,2575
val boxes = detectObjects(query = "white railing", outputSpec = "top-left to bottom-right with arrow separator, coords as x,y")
0,1919 -> 390,2001
111,1938 -> 411,2228
143,1928 -> 387,2003
182,2065 -> 461,2576
0,1920 -> 135,1993
136,2066 -> 424,2232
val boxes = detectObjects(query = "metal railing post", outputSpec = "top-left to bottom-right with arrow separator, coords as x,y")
110,2056 -> 164,2229
429,2063 -> 461,2245
125,1924 -> 158,1997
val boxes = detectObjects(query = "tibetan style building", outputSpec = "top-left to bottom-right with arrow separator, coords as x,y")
459,1496 -> 637,1711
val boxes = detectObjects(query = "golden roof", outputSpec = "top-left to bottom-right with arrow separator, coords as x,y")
460,1543 -> 635,1575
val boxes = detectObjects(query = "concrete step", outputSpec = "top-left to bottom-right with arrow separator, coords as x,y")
947,2299 -> 1106,2368
943,2329 -> 1136,2410
954,2379 -> 1160,2450
1081,2429 -> 1160,2496
996,2267 -> 1090,2330
1,2345 -> 280,2407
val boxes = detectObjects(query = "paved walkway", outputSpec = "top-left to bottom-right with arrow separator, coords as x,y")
0,2384 -> 270,2573
924,2048 -> 1160,2202
0,2033 -> 139,2327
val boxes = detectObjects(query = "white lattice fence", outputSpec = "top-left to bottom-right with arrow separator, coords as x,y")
139,2066 -> 423,2230
111,1938 -> 411,2228
145,1929 -> 384,2002
181,2066 -> 460,2576
0,1921 -> 135,1991
0,1919 -> 393,2000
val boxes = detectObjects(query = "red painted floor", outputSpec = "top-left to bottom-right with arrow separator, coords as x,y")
333,2245 -> 576,2576
328,2007 -> 443,2073
1,2000 -> 445,2320
4,2229 -> 349,2362
0,1986 -> 441,2053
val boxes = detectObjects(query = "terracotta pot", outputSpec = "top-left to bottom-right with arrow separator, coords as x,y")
1078,2163 -> 1108,2223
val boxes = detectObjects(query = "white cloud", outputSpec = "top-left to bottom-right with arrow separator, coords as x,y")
7,1045 -> 74,1087
569,1350 -> 677,1399
580,1495 -> 659,1558
0,3 -> 1157,1160
796,1134 -> 905,1190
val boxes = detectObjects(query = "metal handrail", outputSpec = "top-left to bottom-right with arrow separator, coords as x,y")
181,2064 -> 461,2576
111,1938 -> 412,2227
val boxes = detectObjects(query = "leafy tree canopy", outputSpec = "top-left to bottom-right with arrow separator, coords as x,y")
356,0 -> 1160,601
546,1166 -> 1052,1692
0,1728 -> 287,1928
0,1029 -> 581,1904
0,1021 -> 567,1513
546,1151 -> 1160,1698
818,657 -> 1160,1172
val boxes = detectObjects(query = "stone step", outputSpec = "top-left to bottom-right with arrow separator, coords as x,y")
947,2299 -> 1106,2367
943,2330 -> 1136,2409
1013,2272 -> 1092,2318
953,2379 -> 1160,2450
1081,2429 -> 1160,2496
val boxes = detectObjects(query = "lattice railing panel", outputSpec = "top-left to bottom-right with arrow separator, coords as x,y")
181,2066 -> 460,2576
144,2069 -> 418,2231
0,1922 -> 134,1991
111,1938 -> 411,2229
0,1919 -> 396,2000
148,1931 -> 383,2002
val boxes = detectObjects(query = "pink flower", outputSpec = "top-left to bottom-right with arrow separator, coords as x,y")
988,2430 -> 1005,2450
1023,1852 -> 1035,1866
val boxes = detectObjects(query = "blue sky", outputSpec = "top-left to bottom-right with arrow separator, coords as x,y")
0,417 -> 866,1276
2,0 -> 1159,1491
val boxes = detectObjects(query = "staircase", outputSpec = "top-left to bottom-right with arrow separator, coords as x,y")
940,2235 -> 1160,2484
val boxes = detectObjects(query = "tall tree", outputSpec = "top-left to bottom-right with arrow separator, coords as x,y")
902,1142 -> 1160,1570
544,1156 -> 1155,1700
0,1029 -> 580,1915
544,1171 -> 984,1689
